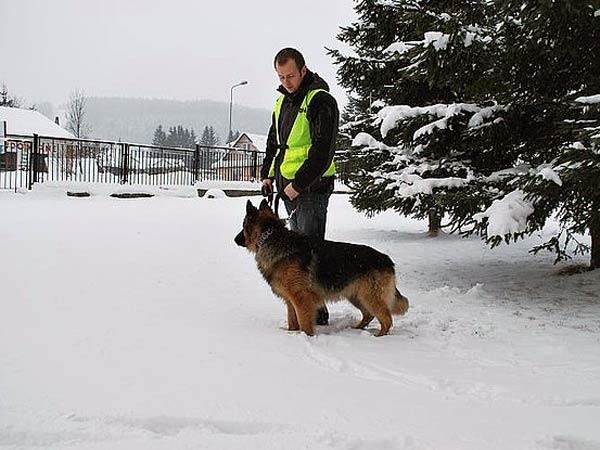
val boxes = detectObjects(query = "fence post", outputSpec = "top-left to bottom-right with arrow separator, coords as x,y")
29,133 -> 39,190
121,142 -> 130,184
252,151 -> 258,181
194,144 -> 200,183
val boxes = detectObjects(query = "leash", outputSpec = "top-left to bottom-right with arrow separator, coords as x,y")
277,192 -> 298,224
264,185 -> 282,218
263,183 -> 297,223
273,192 -> 281,218
269,192 -> 285,219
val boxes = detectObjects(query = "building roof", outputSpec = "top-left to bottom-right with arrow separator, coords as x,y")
230,132 -> 268,151
0,106 -> 74,139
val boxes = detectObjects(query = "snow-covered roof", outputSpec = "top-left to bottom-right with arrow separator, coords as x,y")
230,132 -> 268,151
243,133 -> 267,151
0,106 -> 74,139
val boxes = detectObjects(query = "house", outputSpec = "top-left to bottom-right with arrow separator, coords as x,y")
228,132 -> 267,152
0,106 -> 74,170
212,132 -> 266,181
0,106 -> 73,139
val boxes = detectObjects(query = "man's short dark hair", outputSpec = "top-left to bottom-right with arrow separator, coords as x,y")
274,48 -> 306,70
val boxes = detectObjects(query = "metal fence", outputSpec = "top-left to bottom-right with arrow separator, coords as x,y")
0,134 -> 266,191
0,133 -> 350,192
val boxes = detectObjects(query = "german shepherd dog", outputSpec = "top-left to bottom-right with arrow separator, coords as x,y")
234,199 -> 409,336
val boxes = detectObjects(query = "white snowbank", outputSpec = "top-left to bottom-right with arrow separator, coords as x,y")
204,188 -> 227,198
0,187 -> 598,450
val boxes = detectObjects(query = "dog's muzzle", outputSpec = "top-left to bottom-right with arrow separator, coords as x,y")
234,230 -> 246,247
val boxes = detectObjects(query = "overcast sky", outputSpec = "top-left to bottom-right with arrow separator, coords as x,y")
1,0 -> 356,111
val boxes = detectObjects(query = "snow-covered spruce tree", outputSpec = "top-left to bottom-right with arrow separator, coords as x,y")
329,0 -> 502,234
498,1 -> 600,269
333,1 -> 600,269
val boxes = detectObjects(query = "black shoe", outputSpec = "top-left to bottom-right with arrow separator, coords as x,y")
316,306 -> 329,326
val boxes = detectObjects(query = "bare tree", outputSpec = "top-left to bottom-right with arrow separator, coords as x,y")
65,89 -> 91,138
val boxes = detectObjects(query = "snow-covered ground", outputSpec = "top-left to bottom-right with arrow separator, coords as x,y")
1,184 -> 599,450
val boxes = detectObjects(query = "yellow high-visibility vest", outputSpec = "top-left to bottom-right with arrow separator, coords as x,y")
269,88 -> 336,179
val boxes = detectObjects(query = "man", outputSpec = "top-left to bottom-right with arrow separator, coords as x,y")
260,47 -> 339,326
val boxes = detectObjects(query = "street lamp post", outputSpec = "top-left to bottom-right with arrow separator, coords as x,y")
228,80 -> 248,145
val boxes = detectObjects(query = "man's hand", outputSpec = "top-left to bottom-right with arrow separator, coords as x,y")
261,179 -> 273,193
261,179 -> 273,197
284,183 -> 300,201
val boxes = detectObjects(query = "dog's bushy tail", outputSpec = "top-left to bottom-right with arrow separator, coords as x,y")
390,288 -> 409,316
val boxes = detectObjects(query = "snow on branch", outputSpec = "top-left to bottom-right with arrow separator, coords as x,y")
463,25 -> 493,47
370,170 -> 469,197
468,105 -> 506,128
384,31 -> 450,56
537,167 -> 562,186
422,31 -> 451,50
378,103 -> 484,138
575,94 -> 600,104
414,117 -> 449,140
473,190 -> 534,237
384,42 -> 415,56
352,132 -> 395,150
374,0 -> 401,7
384,26 -> 492,58
352,132 -> 470,198
392,174 -> 468,197
484,164 -> 530,183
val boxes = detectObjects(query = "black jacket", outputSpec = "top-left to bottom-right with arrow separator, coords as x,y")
260,70 -> 339,195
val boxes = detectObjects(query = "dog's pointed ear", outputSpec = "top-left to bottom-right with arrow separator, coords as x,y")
246,200 -> 257,215
259,199 -> 273,213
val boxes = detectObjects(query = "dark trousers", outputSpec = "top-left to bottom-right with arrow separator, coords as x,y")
284,192 -> 331,325
284,191 -> 330,239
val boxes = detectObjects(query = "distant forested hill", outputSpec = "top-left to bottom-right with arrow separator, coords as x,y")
85,97 -> 271,145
